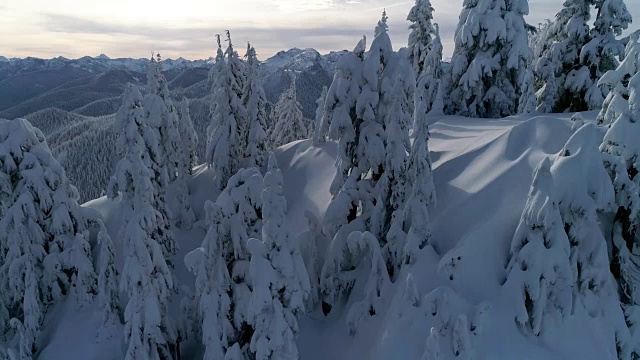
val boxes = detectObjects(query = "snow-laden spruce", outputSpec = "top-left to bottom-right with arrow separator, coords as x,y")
601,69 -> 640,357
175,97 -> 197,229
407,0 -> 437,78
184,201 -> 233,359
312,86 -> 328,145
269,77 -> 309,149
447,0 -> 532,118
241,44 -> 268,169
0,118 -> 98,360
597,32 -> 640,125
580,0 -> 632,109
96,219 -> 120,341
108,83 -> 176,359
415,22 -> 444,118
247,154 -> 310,359
504,158 -> 572,336
534,0 -> 595,112
206,35 -> 247,191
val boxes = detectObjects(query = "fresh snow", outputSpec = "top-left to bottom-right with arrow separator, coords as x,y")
42,111 -> 617,359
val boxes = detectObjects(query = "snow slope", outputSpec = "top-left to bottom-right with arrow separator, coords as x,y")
39,111 -> 609,359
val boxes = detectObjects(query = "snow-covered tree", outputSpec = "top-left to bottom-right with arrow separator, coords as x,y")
407,0 -> 437,78
109,83 -> 176,359
581,0 -> 632,109
184,201 -> 234,359
299,211 -> 326,308
206,36 -> 247,191
602,70 -> 640,357
402,88 -> 436,265
447,0 -> 532,118
518,67 -> 537,114
175,97 -> 197,229
372,67 -> 414,276
344,232 -> 391,335
177,97 -> 198,176
374,9 -> 389,38
269,77 -> 309,148
97,219 -> 120,339
0,118 -> 97,359
247,154 -> 310,359
597,32 -> 640,125
534,0 -> 593,112
504,158 -> 572,336
415,22 -> 444,118
312,86 -> 328,145
242,44 -> 268,169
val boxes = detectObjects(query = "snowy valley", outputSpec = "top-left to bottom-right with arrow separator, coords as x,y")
1,0 -> 640,359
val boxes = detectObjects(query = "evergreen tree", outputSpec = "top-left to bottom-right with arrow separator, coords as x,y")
407,0 -> 437,78
602,69 -> 640,357
581,0 -> 632,109
447,0 -> 532,118
504,158 -> 572,336
415,23 -> 444,118
207,35 -> 247,191
597,33 -> 640,125
374,9 -> 389,38
144,56 -> 178,263
242,44 -> 269,169
312,86 -> 329,145
534,0 -> 593,112
269,77 -> 309,148
184,201 -> 234,359
248,154 -> 310,359
0,118 -> 97,359
109,84 -> 176,359
175,97 -> 197,229
97,219 -> 120,340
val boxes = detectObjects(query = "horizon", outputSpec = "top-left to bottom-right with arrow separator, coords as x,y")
3,1 -> 638,61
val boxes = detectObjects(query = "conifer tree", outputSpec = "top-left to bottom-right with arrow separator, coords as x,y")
97,219 -> 120,340
109,83 -> 176,359
0,118 -> 97,359
407,0 -> 437,78
242,44 -> 269,169
312,86 -> 329,145
207,35 -> 247,190
269,77 -> 309,148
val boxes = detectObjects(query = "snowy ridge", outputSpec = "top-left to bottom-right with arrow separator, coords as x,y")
66,112 -> 614,360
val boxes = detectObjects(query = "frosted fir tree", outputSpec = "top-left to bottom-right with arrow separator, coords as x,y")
597,33 -> 640,125
403,89 -> 436,265
184,201 -> 234,359
144,58 -> 179,263
374,9 -> 389,38
504,158 -> 572,336
206,35 -> 247,191
317,36 -> 366,170
97,219 -> 120,340
552,123 -> 617,315
299,211 -> 327,308
109,84 -> 176,359
407,0 -> 437,78
312,86 -> 328,145
241,44 -> 268,169
373,74 -> 414,276
415,23 -> 444,118
518,67 -> 537,114
580,0 -> 632,109
0,118 -> 97,359
177,97 -> 198,175
269,77 -> 309,149
534,0 -> 592,112
325,11 -> 394,236
175,97 -> 197,229
225,32 -> 249,153
344,232 -> 391,335
447,0 -> 532,118
601,71 -> 640,357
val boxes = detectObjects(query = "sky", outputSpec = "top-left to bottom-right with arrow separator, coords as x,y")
0,0 -> 638,61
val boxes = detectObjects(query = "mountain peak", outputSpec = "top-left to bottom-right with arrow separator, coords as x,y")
96,53 -> 110,60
